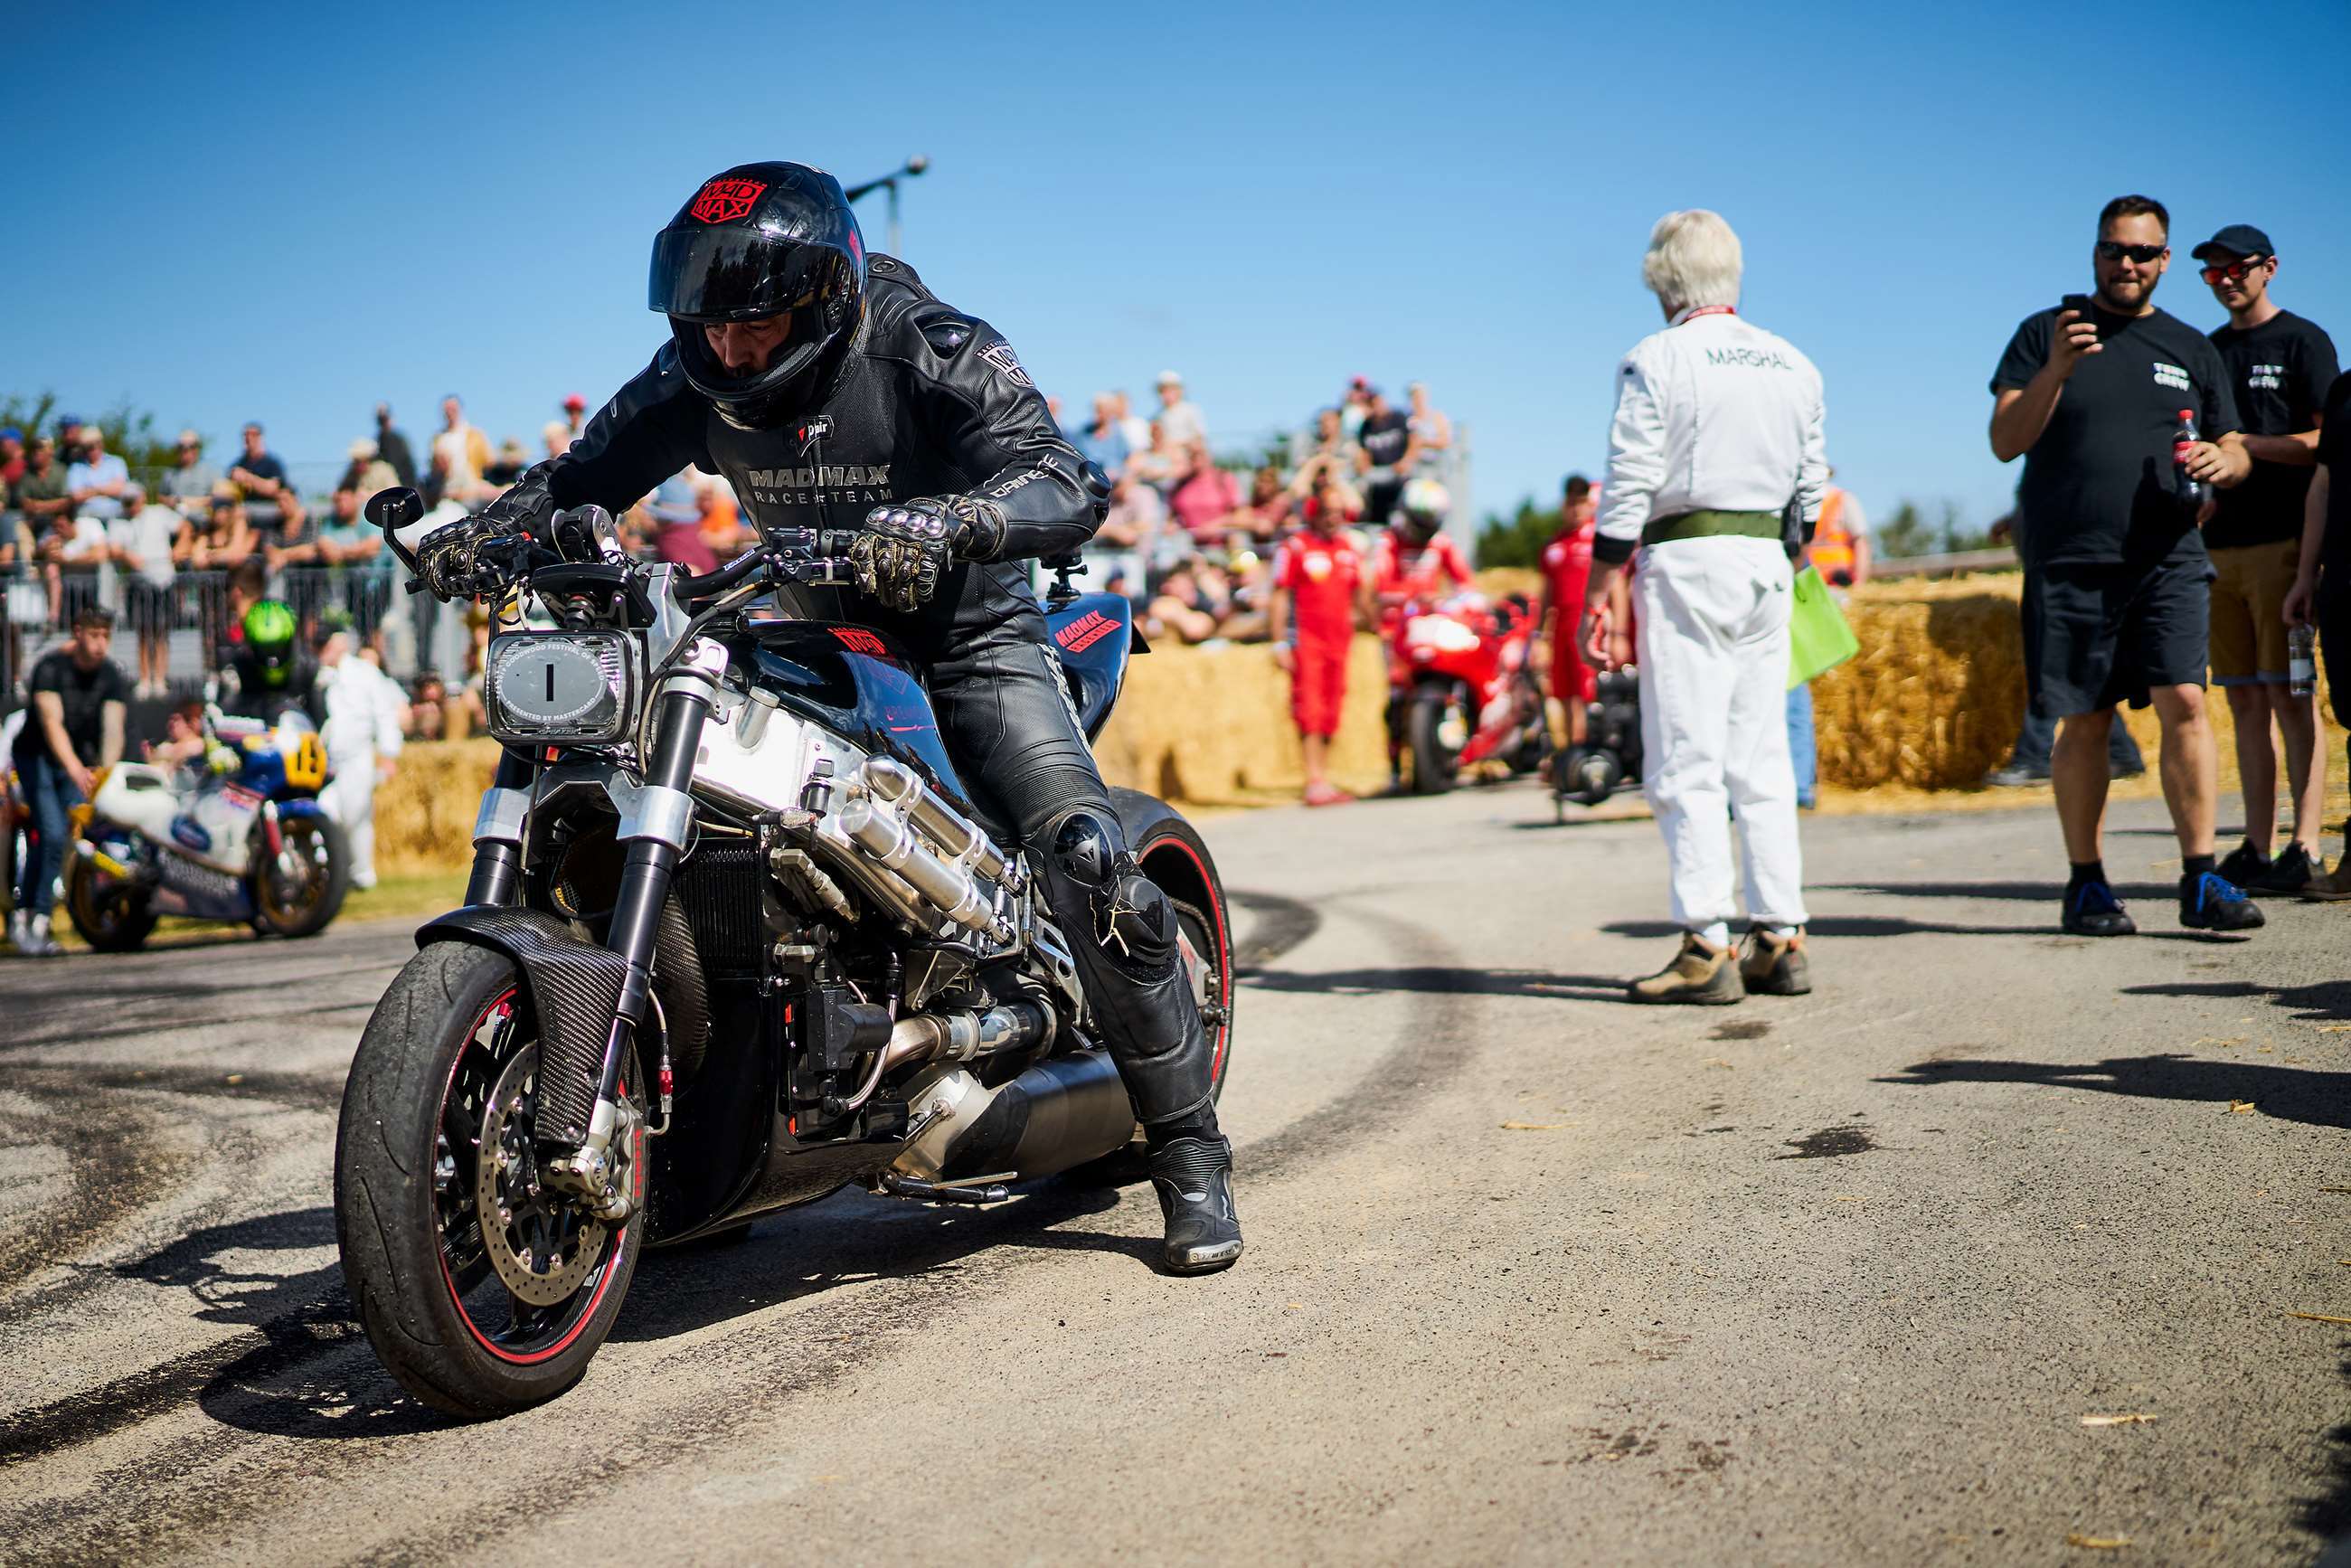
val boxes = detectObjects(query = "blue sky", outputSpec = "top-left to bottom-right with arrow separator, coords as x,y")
5,0 -> 2347,534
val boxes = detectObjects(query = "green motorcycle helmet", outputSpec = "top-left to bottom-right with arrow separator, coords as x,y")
242,600 -> 298,688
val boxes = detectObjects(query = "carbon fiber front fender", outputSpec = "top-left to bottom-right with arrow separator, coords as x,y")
416,906 -> 624,1148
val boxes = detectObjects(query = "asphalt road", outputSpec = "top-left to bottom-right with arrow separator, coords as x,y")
5,782 -> 2351,1564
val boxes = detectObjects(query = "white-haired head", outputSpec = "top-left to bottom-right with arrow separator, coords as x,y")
1640,209 -> 1743,316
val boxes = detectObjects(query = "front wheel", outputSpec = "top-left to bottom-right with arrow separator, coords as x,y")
64,845 -> 158,951
335,942 -> 646,1419
1407,686 -> 1465,796
252,812 -> 350,938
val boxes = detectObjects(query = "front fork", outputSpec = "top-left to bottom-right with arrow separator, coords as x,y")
467,640 -> 726,1215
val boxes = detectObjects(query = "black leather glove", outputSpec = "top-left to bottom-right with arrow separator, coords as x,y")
413,516 -> 502,600
850,496 -> 1006,613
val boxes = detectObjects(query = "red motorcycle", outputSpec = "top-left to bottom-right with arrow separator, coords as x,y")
1385,590 -> 1548,795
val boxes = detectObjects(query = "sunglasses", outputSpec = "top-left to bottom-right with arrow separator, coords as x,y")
2096,241 -> 2167,264
2200,257 -> 2270,285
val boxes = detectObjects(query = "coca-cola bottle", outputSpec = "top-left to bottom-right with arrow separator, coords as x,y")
2174,409 -> 2207,508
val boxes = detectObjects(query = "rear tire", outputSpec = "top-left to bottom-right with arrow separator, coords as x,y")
1111,793 -> 1236,1105
64,850 -> 158,951
335,942 -> 645,1419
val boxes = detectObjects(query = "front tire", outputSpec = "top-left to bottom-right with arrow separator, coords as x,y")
252,813 -> 350,939
64,848 -> 158,951
335,943 -> 645,1419
1407,686 -> 1464,796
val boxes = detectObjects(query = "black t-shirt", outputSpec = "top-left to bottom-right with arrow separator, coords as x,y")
2316,373 -> 2351,581
1992,303 -> 2241,569
1358,411 -> 1411,471
13,648 -> 131,767
2205,309 -> 2338,550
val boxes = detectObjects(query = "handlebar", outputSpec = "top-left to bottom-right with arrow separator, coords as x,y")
671,527 -> 863,604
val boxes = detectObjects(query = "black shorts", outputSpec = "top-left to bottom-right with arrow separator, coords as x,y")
2319,581 -> 2351,730
122,579 -> 175,632
2023,559 -> 2210,718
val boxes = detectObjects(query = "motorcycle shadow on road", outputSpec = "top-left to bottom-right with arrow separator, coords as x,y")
70,1178 -> 1148,1446
608,1179 -> 1141,1346
80,1205 -> 450,1448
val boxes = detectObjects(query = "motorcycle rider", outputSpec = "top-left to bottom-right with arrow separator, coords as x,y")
1369,478 -> 1473,627
222,600 -> 319,723
414,162 -> 1241,1273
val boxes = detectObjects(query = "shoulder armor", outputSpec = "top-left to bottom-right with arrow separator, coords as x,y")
914,307 -> 981,359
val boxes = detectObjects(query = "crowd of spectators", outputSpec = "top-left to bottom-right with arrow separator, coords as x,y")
1048,370 -> 1459,647
0,397 -> 597,744
1,373 -> 1462,754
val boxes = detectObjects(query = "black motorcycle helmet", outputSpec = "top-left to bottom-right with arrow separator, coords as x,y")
648,161 -> 866,430
1394,477 -> 1449,546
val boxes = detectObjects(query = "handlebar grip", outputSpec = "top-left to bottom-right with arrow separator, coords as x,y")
764,525 -> 864,555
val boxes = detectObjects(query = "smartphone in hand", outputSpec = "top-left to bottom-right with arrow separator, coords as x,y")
2060,293 -> 2098,336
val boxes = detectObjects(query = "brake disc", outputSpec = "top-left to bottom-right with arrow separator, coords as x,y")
474,1049 -> 609,1307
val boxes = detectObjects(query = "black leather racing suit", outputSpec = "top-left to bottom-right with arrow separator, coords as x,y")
501,256 -> 1214,1131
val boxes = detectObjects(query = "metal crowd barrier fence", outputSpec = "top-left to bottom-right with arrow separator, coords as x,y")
0,561 -> 476,707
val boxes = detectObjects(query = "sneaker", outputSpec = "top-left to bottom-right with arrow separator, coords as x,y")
19,913 -> 63,958
1739,928 -> 1812,996
1629,932 -> 1745,1006
2180,871 -> 2264,932
2061,879 -> 2137,937
2216,840 -> 2271,889
1987,762 -> 2050,788
5,910 -> 25,953
2255,842 -> 2318,895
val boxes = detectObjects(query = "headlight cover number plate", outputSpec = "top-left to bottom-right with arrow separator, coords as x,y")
483,632 -> 637,743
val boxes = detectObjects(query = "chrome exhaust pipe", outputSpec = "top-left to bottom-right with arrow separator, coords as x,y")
836,794 -> 1013,943
858,757 -> 1017,889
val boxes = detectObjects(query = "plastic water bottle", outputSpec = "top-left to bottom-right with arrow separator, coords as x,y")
2174,409 -> 2207,508
2290,623 -> 2318,697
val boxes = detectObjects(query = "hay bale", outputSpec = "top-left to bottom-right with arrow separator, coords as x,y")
1097,635 -> 1390,802
1819,571 -> 2341,806
376,739 -> 501,875
1815,584 -> 2026,789
367,572 -> 2348,873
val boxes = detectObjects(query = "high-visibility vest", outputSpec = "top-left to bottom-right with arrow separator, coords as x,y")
1810,488 -> 1856,581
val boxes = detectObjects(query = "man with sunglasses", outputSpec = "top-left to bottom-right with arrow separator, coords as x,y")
1990,194 -> 2256,939
2192,224 -> 2338,895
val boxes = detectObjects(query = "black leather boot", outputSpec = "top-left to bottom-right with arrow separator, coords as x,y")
1147,1135 -> 1243,1274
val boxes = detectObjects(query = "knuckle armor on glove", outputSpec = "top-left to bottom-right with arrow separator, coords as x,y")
415,518 -> 499,600
852,495 -> 1007,613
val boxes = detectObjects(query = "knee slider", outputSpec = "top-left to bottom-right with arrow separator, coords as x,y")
1048,809 -> 1177,971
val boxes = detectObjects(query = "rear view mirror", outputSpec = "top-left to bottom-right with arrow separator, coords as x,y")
365,487 -> 427,571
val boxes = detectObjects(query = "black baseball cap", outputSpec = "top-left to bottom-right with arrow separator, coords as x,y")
2191,223 -> 2274,262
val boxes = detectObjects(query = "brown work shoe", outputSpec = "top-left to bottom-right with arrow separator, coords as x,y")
2299,833 -> 2351,902
1629,932 -> 1744,1006
1738,928 -> 1813,996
